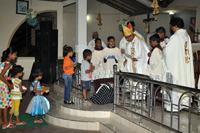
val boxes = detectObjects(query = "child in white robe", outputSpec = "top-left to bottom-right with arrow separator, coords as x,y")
91,38 -> 104,92
102,36 -> 123,83
146,34 -> 163,106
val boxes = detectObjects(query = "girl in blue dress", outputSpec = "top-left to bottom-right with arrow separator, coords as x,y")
25,69 -> 50,123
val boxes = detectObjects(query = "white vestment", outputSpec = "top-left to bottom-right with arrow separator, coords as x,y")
162,29 -> 195,112
119,30 -> 145,72
87,39 -> 106,52
124,37 -> 149,100
125,37 -> 149,74
102,47 -> 123,79
146,47 -> 162,81
134,30 -> 145,41
91,49 -> 104,80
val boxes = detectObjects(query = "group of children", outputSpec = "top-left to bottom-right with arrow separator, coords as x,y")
0,47 -> 49,129
62,36 -> 122,104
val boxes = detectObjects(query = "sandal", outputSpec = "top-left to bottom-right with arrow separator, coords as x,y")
9,120 -> 16,124
2,124 -> 16,129
34,119 -> 43,123
16,121 -> 26,126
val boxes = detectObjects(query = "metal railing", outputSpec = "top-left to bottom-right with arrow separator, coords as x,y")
56,59 -> 82,90
113,65 -> 200,133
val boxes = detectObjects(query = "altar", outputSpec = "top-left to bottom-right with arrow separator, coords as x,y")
192,43 -> 200,53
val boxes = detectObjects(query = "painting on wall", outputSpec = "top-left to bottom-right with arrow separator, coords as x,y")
16,0 -> 29,15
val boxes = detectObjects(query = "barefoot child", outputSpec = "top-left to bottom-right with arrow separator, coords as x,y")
25,69 -> 50,123
81,49 -> 95,103
0,47 -> 17,129
9,65 -> 26,126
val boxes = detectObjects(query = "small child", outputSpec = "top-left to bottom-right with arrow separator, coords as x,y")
102,36 -> 123,83
25,69 -> 50,123
91,38 -> 105,92
9,65 -> 26,126
81,49 -> 95,103
146,34 -> 163,106
63,45 -> 76,104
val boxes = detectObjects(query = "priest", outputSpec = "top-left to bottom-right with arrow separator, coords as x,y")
123,22 -> 149,74
88,31 -> 106,52
122,22 -> 149,100
162,17 -> 194,112
119,21 -> 145,72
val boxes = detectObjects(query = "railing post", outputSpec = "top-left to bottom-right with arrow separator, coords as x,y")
150,83 -> 153,118
113,65 -> 117,111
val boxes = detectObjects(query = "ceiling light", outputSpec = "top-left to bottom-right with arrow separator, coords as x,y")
169,12 -> 174,15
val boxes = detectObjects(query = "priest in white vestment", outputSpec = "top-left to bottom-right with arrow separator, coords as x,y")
122,22 -> 149,100
119,21 -> 145,72
88,31 -> 106,52
162,17 -> 195,112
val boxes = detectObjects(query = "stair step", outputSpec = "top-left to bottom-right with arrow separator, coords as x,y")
45,102 -> 152,133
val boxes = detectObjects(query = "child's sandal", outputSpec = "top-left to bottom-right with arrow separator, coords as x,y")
34,119 -> 43,123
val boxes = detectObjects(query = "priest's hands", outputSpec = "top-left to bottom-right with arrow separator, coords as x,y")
123,60 -> 127,66
132,58 -> 138,61
148,52 -> 152,57
121,49 -> 125,54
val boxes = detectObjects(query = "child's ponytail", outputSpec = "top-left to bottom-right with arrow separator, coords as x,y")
1,47 -> 17,62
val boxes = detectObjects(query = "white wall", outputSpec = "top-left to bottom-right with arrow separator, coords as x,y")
63,0 -> 128,49
0,0 -> 63,80
168,0 -> 200,31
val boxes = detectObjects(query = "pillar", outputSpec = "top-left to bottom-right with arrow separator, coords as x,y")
75,0 -> 87,63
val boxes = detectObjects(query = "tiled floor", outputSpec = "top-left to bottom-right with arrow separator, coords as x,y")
1,81 -> 101,133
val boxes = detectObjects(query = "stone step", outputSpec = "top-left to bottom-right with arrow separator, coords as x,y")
44,102 -> 151,133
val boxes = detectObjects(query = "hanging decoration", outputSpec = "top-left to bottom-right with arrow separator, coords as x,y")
26,0 -> 38,27
97,13 -> 102,26
26,8 -> 39,27
97,4 -> 102,29
151,0 -> 159,21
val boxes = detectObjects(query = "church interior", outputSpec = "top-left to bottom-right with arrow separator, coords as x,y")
1,0 -> 200,132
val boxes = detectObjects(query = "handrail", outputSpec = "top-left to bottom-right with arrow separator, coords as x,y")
117,72 -> 200,93
113,65 -> 200,133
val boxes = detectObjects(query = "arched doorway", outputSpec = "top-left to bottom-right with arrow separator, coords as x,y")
9,11 -> 57,57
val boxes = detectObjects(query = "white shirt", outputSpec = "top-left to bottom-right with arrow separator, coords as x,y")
87,39 -> 106,52
81,60 -> 91,81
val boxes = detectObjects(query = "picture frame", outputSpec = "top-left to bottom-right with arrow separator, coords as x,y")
16,0 -> 29,15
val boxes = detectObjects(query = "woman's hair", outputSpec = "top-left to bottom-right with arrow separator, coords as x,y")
10,65 -> 24,77
107,36 -> 115,42
150,34 -> 161,43
83,49 -> 92,59
1,47 -> 17,62
170,17 -> 184,28
32,69 -> 44,78
63,45 -> 73,57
